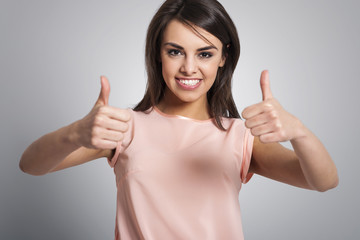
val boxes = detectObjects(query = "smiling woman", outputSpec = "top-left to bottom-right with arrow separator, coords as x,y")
18,0 -> 339,239
158,19 -> 226,119
134,0 -> 241,130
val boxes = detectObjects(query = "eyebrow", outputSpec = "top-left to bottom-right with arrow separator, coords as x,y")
163,42 -> 218,51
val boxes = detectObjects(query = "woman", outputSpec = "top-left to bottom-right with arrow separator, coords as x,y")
20,0 -> 338,239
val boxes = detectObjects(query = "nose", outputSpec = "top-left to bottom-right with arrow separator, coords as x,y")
180,56 -> 198,75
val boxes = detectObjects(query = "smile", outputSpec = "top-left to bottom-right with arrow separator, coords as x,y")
176,78 -> 202,90
179,79 -> 200,86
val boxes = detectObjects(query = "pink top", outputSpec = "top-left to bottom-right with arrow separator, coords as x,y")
108,107 -> 254,240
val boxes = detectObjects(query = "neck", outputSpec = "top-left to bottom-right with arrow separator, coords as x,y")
157,90 -> 210,120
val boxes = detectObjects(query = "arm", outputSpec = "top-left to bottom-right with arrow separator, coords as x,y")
19,121 -> 112,176
19,76 -> 130,175
250,135 -> 338,191
243,70 -> 338,192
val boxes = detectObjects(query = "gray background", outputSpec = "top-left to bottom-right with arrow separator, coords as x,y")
1,0 -> 359,239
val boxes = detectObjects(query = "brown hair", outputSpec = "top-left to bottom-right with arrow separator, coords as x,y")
134,0 -> 241,130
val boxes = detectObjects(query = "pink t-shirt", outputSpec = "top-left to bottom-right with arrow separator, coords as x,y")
108,107 -> 254,240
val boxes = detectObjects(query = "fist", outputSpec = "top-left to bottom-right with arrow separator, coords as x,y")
242,70 -> 303,143
75,76 -> 131,149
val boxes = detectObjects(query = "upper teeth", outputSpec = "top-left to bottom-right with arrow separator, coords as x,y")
179,79 -> 200,86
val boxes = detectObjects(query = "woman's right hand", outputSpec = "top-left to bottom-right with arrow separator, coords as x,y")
73,76 -> 131,150
20,76 -> 130,175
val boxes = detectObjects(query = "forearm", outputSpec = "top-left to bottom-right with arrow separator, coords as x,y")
290,122 -> 339,192
19,121 -> 80,176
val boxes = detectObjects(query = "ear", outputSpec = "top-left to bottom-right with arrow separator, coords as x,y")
219,56 -> 226,67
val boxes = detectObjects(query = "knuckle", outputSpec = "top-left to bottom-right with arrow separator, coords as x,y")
98,106 -> 108,114
279,130 -> 286,139
263,102 -> 272,110
120,110 -> 131,122
90,138 -> 99,147
94,115 -> 104,126
122,122 -> 129,132
93,116 -> 100,125
269,111 -> 277,119
110,142 -> 118,149
124,111 -> 132,121
91,126 -> 100,136
265,104 -> 275,113
274,122 -> 282,130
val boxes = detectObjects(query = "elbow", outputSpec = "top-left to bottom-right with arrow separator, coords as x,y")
311,164 -> 340,192
315,175 -> 339,192
19,160 -> 48,176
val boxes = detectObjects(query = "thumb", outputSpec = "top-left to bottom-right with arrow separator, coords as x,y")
95,76 -> 110,106
260,70 -> 273,101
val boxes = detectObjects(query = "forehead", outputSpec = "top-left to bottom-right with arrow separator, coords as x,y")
162,19 -> 223,49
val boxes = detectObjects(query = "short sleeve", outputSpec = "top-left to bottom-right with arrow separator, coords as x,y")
107,108 -> 134,168
240,128 -> 254,184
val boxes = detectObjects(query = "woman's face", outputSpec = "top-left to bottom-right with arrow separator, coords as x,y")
160,19 -> 225,107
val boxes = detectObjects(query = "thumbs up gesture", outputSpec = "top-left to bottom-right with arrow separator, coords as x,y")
74,76 -> 131,149
242,70 -> 302,143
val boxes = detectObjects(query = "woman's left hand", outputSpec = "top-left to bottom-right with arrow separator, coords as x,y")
242,70 -> 304,143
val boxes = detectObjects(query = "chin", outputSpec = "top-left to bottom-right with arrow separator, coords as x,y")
164,84 -> 207,105
174,92 -> 204,104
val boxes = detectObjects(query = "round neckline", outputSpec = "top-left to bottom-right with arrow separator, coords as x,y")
153,106 -> 214,123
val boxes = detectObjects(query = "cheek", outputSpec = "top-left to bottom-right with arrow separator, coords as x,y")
162,59 -> 178,80
201,62 -> 221,80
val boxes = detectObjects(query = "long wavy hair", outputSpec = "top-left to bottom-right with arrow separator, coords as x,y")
134,0 -> 241,130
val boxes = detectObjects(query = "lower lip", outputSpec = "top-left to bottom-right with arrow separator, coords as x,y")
176,78 -> 202,90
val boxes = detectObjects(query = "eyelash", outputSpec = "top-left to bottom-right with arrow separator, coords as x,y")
167,49 -> 213,59
167,49 -> 182,56
199,52 -> 213,58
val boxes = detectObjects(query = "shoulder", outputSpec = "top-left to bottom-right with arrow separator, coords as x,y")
220,117 -> 246,131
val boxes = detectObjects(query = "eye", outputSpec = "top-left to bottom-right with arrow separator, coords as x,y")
198,52 -> 213,58
167,49 -> 182,56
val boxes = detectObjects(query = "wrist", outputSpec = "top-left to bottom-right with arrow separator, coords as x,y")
63,120 -> 82,147
290,119 -> 308,143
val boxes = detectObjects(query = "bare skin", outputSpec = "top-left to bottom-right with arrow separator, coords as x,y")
20,20 -> 338,192
244,71 -> 338,191
19,76 -> 129,175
